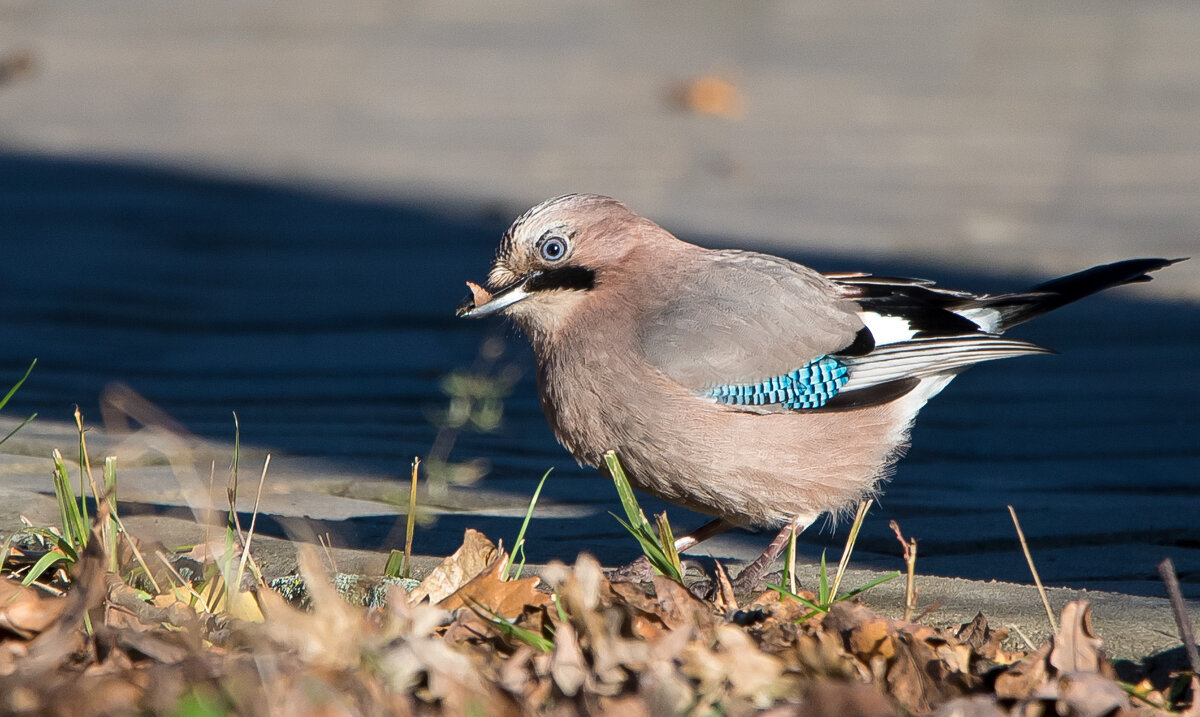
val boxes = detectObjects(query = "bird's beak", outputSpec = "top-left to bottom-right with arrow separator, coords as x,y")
456,274 -> 538,318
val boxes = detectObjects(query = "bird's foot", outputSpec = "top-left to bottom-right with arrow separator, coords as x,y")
729,565 -> 784,598
606,555 -> 657,583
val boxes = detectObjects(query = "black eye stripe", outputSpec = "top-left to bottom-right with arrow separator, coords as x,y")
525,266 -> 595,293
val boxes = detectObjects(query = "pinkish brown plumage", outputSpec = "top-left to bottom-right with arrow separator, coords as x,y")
458,193 -> 1182,586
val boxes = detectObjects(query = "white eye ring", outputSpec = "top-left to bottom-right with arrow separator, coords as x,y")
539,235 -> 568,262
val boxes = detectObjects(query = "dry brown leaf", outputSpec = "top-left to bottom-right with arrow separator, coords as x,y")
791,626 -> 865,681
954,612 -> 1012,665
933,641 -> 975,679
408,528 -> 498,605
436,556 -> 549,617
801,680 -> 897,717
497,644 -> 536,696
847,618 -> 894,662
640,638 -> 696,714
549,621 -> 587,697
0,577 -> 66,639
610,575 -> 710,642
465,281 -> 493,308
764,591 -> 826,624
711,560 -> 738,613
258,546 -> 368,668
955,613 -> 990,652
929,695 -> 1006,717
598,694 -> 653,717
822,600 -> 879,636
112,629 -> 190,665
20,535 -> 108,675
886,632 -> 942,714
714,625 -> 786,708
608,581 -> 663,617
548,554 -> 650,694
651,575 -> 716,631
1054,671 -> 1128,717
1050,600 -> 1105,674
993,641 -> 1051,699
184,539 -> 236,563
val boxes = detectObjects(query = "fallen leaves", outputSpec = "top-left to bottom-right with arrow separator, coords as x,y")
408,527 -> 498,605
1050,600 -> 1107,674
0,524 -> 1193,716
0,578 -> 65,640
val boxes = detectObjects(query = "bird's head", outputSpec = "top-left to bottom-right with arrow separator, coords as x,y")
457,193 -> 650,336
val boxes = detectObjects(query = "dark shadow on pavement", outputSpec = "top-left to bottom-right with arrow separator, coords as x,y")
2,149 -> 1197,596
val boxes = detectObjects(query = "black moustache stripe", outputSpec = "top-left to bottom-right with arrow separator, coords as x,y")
526,266 -> 596,293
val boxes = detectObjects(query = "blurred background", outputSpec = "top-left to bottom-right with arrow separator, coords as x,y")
0,0 -> 1197,595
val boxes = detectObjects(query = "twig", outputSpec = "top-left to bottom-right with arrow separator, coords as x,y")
1008,505 -> 1057,632
1157,557 -> 1200,675
117,519 -> 161,594
404,457 -> 420,578
830,499 -> 872,601
1006,622 -> 1039,652
155,550 -> 211,613
889,520 -> 918,622
318,533 -> 338,573
913,598 -> 942,624
787,525 -> 798,596
235,454 -> 270,584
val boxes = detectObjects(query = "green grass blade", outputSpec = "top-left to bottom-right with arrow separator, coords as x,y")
103,456 -> 119,573
0,534 -> 12,573
609,513 -> 683,582
21,550 -> 69,586
818,549 -> 829,604
605,451 -> 651,533
0,359 -> 36,413
384,550 -> 405,578
403,457 -> 420,578
50,450 -> 88,550
836,570 -> 901,602
765,582 -> 828,614
604,451 -> 684,582
228,412 -> 241,532
654,512 -> 684,580
0,412 -> 36,448
468,599 -> 554,652
604,451 -> 679,579
504,468 -> 552,581
614,517 -> 662,561
830,499 -> 873,601
73,407 -> 92,532
553,592 -> 568,623
103,456 -> 118,500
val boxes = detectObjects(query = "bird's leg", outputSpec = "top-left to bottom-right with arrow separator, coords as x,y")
731,513 -> 816,594
673,517 -> 732,552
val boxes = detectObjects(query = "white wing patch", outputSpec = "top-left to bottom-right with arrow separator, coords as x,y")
955,307 -> 1003,333
858,312 -> 917,345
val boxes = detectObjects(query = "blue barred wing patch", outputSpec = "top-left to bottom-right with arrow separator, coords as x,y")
705,356 -> 850,410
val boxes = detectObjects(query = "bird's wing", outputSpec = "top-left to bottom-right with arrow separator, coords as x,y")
637,250 -> 864,399
639,252 -> 1051,414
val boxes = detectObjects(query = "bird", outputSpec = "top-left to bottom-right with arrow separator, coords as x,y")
456,193 -> 1182,589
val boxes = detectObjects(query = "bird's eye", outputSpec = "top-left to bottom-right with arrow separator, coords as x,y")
539,235 -> 568,262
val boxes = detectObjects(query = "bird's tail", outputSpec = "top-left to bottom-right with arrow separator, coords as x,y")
963,257 -> 1186,331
